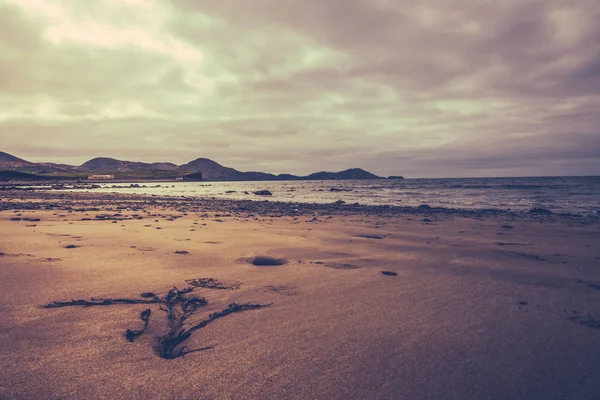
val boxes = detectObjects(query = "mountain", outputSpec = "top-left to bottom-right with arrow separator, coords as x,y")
39,163 -> 82,172
82,157 -> 179,172
179,158 -> 241,180
16,162 -> 82,174
179,159 -> 380,181
0,151 -> 34,169
304,168 -> 380,180
0,151 -> 386,181
277,173 -> 302,180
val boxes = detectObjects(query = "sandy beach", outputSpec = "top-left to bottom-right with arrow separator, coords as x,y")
1,191 -> 600,400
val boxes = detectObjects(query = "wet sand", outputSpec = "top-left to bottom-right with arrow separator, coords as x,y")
1,192 -> 600,399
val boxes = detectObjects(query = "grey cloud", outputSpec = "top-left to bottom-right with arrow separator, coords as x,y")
172,0 -> 600,96
1,0 -> 599,177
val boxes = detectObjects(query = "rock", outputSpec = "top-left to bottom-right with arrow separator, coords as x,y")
381,271 -> 398,276
254,190 -> 272,196
529,207 -> 553,215
418,204 -> 431,210
356,234 -> 383,239
334,200 -> 346,205
251,255 -> 286,266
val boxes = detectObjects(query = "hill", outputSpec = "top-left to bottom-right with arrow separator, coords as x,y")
304,168 -> 380,180
82,157 -> 180,172
0,151 -> 386,181
0,151 -> 34,169
179,158 -> 242,180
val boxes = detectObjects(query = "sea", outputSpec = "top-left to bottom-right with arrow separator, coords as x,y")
65,176 -> 600,217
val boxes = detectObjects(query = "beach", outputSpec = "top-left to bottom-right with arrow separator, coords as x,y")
1,191 -> 600,400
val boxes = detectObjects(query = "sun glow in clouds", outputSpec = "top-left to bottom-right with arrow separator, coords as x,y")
7,0 -> 203,63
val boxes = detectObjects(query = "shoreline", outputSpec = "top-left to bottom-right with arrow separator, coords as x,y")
1,189 -> 599,221
3,175 -> 600,218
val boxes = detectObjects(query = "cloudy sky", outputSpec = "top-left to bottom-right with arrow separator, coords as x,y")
1,0 -> 599,177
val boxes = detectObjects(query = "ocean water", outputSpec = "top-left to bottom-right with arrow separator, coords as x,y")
68,176 -> 600,216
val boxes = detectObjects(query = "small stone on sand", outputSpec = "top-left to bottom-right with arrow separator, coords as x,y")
251,255 -> 286,266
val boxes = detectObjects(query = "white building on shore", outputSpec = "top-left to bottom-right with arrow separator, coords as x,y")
88,174 -> 115,180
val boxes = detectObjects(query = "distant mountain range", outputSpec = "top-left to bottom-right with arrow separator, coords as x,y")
0,151 -> 399,181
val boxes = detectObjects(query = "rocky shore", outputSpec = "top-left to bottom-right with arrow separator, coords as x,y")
1,189 -> 597,222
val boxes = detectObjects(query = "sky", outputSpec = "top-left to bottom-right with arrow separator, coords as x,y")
1,0 -> 599,178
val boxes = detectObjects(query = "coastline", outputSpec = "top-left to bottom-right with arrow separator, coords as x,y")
2,189 -> 598,220
1,191 -> 600,399
4,174 -> 600,218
